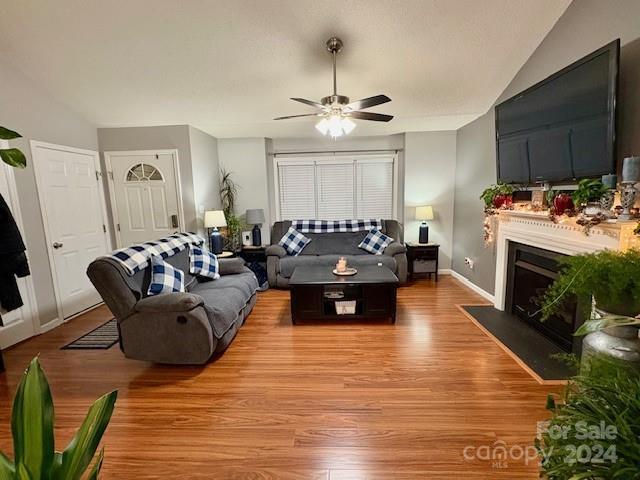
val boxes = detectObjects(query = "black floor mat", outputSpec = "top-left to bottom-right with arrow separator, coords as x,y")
462,305 -> 575,381
62,318 -> 118,350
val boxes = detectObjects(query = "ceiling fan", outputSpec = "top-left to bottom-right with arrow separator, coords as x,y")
274,37 -> 393,137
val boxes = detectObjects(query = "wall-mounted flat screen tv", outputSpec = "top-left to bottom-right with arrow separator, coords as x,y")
495,39 -> 619,185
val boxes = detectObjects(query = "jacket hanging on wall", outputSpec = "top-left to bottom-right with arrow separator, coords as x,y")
0,192 -> 30,327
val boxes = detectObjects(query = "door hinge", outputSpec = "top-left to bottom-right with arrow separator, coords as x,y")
117,223 -> 121,232
103,224 -> 107,233
108,171 -> 114,180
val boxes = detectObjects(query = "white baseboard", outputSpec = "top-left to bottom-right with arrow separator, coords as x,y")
39,317 -> 62,334
437,268 -> 452,275
450,269 -> 495,303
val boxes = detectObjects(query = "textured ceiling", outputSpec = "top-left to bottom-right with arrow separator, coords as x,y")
0,0 -> 570,138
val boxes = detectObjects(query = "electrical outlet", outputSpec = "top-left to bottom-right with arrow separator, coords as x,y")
464,257 -> 475,270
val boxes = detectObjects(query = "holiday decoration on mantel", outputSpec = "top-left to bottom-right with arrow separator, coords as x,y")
479,182 -> 517,247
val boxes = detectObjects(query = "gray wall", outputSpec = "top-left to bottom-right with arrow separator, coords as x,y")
0,58 -> 99,326
97,125 -> 198,237
217,138 -> 271,243
452,0 -> 640,295
188,126 -> 220,235
404,131 -> 457,268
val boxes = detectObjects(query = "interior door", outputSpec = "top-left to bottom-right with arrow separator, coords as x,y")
0,157 -> 36,348
32,142 -> 109,319
108,152 -> 180,246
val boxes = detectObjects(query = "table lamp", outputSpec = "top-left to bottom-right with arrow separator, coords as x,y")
246,208 -> 265,246
204,210 -> 227,254
415,205 -> 434,244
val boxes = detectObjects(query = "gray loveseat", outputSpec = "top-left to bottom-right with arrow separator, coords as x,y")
87,249 -> 258,364
266,220 -> 407,288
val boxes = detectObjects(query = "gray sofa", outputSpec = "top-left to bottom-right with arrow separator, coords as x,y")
266,220 -> 407,288
87,249 -> 258,364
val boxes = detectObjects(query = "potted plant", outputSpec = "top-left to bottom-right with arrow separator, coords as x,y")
541,249 -> 640,368
0,126 -> 27,168
572,179 -> 608,215
537,355 -> 640,478
480,182 -> 516,210
0,357 -> 117,479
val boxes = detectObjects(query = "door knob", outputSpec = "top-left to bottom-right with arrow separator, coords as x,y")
170,214 -> 179,229
53,242 -> 63,249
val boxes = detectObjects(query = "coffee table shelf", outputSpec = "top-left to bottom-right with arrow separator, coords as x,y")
289,265 -> 399,324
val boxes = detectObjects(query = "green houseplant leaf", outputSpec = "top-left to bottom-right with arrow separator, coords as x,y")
53,390 -> 117,480
0,126 -> 22,140
86,448 -> 104,480
11,357 -> 55,479
574,314 -> 640,336
0,451 -> 16,478
0,148 -> 27,169
0,126 -> 27,169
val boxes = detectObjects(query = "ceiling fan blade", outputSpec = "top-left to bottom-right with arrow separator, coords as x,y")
290,97 -> 325,109
273,113 -> 320,120
345,95 -> 391,111
348,111 -> 394,122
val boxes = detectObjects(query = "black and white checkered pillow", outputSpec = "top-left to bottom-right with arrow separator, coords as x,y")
278,227 -> 311,256
358,229 -> 394,255
189,245 -> 220,280
147,255 -> 185,295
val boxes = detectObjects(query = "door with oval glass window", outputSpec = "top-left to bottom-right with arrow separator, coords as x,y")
106,151 -> 182,247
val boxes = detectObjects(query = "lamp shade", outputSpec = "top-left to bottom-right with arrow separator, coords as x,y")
415,205 -> 434,221
246,208 -> 265,225
204,210 -> 227,228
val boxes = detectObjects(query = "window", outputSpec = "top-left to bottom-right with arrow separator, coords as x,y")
126,163 -> 163,182
275,155 -> 396,220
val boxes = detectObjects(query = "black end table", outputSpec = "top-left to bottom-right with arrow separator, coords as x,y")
289,265 -> 399,324
407,242 -> 440,281
238,246 -> 267,263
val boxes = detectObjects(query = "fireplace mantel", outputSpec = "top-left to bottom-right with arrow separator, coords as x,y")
493,210 -> 639,311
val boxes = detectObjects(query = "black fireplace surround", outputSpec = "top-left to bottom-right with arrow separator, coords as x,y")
505,242 -> 585,353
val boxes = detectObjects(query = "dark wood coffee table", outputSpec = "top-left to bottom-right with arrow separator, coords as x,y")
289,265 -> 399,324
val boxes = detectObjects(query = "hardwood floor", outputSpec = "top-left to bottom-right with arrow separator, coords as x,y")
0,277 -> 560,479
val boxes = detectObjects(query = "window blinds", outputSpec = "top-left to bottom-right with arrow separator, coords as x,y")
278,163 -> 316,220
276,155 -> 395,220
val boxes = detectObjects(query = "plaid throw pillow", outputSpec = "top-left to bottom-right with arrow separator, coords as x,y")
147,255 -> 185,295
189,245 -> 220,280
278,227 -> 311,256
358,229 -> 394,255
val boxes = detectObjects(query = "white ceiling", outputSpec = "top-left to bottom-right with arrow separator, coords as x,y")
0,0 -> 570,138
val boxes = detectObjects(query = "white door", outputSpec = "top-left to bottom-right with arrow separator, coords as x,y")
0,148 -> 37,348
106,151 -> 182,247
32,142 -> 110,319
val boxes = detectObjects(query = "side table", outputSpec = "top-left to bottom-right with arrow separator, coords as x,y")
406,242 -> 440,281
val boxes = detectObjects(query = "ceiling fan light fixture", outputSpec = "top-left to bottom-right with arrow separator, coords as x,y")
315,118 -> 330,135
315,114 -> 356,138
341,117 -> 356,134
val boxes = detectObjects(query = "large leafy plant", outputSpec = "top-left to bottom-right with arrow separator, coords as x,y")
0,126 -> 27,168
572,178 -> 608,207
219,168 -> 239,218
541,249 -> 640,332
537,356 -> 640,479
0,357 -> 117,479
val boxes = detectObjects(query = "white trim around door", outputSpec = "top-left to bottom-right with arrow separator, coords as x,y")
103,149 -> 185,248
0,140 -> 39,347
30,140 -> 112,325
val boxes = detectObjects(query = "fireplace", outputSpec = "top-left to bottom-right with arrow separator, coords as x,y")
505,242 -> 585,353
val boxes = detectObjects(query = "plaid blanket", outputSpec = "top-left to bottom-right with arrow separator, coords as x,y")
292,219 -> 382,233
110,232 -> 204,275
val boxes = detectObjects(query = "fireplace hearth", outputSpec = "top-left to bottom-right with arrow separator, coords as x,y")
505,242 -> 585,353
